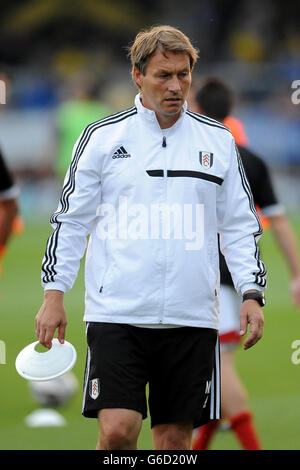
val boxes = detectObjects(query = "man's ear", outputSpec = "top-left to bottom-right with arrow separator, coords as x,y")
132,66 -> 143,89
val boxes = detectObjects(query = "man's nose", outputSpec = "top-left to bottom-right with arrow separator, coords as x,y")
168,76 -> 181,92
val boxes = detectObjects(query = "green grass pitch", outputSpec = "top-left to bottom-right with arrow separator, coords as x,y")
0,217 -> 300,450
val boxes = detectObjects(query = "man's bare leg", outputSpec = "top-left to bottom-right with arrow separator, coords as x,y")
152,421 -> 193,450
96,408 -> 143,450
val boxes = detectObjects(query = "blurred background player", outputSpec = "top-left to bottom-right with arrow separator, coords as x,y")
0,148 -> 19,277
191,77 -> 300,450
54,70 -> 111,180
0,71 -> 23,280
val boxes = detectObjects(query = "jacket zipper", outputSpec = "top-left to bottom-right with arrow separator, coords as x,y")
159,133 -> 168,323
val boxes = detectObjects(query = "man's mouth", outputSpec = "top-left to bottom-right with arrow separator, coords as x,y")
165,97 -> 182,103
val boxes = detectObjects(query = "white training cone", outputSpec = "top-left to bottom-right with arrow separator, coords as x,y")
16,339 -> 77,381
25,409 -> 66,427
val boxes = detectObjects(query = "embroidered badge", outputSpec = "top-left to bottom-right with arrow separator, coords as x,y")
199,151 -> 214,169
89,378 -> 100,400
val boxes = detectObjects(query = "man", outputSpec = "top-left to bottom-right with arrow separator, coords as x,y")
0,149 -> 19,276
192,77 -> 300,450
35,26 -> 266,450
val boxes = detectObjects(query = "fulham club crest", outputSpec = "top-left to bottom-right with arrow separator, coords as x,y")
89,378 -> 100,400
199,151 -> 213,169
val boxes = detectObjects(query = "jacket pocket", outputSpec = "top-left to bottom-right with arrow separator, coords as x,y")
207,239 -> 218,295
99,264 -> 110,293
98,240 -> 112,294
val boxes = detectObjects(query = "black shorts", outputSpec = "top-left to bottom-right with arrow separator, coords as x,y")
82,322 -> 220,428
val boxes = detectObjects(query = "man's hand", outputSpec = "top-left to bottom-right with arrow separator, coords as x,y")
35,290 -> 67,349
239,299 -> 264,350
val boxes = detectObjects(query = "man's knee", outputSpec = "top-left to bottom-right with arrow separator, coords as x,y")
153,422 -> 193,450
99,422 -> 133,449
97,409 -> 142,450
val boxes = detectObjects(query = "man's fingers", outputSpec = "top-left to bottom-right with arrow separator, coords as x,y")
35,312 -> 41,338
240,300 -> 264,350
58,322 -> 67,344
37,326 -> 46,348
243,319 -> 264,350
239,311 -> 248,337
35,316 -> 56,349
243,331 -> 257,350
34,293 -> 66,349
35,318 -> 66,349
43,325 -> 56,349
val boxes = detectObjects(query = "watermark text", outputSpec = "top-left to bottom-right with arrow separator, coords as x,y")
291,339 -> 300,364
291,80 -> 300,105
96,197 -> 205,251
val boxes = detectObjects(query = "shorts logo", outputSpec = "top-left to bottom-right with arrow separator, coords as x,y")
199,151 -> 213,169
203,380 -> 211,408
89,378 -> 100,400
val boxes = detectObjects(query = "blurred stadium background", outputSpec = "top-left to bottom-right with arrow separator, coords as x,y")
0,0 -> 299,450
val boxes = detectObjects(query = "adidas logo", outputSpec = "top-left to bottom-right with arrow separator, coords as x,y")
112,146 -> 131,159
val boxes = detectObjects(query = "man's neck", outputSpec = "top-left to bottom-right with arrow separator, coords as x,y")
139,95 -> 182,129
156,112 -> 181,129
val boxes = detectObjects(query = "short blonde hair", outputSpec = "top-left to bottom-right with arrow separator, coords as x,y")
129,25 -> 199,77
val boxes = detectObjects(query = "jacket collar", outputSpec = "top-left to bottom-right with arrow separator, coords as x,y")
134,93 -> 187,127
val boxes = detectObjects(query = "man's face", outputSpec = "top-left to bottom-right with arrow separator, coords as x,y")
133,49 -> 192,124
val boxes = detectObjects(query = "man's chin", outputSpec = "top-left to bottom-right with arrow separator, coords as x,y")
162,104 -> 183,115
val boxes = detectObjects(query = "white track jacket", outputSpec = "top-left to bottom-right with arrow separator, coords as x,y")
42,94 -> 266,329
